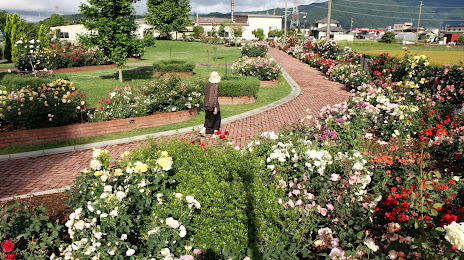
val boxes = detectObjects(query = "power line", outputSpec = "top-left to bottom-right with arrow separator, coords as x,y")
338,0 -> 464,9
311,5 -> 464,21
331,2 -> 437,15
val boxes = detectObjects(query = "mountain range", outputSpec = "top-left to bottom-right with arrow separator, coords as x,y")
214,0 -> 464,29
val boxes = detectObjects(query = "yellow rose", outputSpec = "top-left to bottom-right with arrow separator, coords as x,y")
94,171 -> 103,177
114,169 -> 123,177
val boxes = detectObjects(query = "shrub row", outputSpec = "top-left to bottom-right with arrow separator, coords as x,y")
218,76 -> 260,97
240,43 -> 267,57
153,60 -> 195,73
0,73 -> 69,93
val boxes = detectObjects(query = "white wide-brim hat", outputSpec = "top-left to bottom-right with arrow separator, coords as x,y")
209,71 -> 221,83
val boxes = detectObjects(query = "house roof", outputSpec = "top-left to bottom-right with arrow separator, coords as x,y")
316,25 -> 345,32
315,17 -> 340,24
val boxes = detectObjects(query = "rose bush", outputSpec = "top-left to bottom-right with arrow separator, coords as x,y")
232,57 -> 282,81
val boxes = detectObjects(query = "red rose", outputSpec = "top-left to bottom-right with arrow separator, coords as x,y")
2,240 -> 14,252
219,135 -> 225,139
224,131 -> 229,135
215,131 -> 221,134
6,252 -> 16,259
449,180 -> 456,185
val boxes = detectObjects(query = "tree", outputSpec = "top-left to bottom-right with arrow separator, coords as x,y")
0,10 -> 8,33
458,34 -> 464,45
79,0 -> 141,83
218,23 -> 226,37
252,28 -> 265,41
230,24 -> 243,38
145,0 -> 191,39
381,32 -> 396,43
42,14 -> 67,27
38,24 -> 50,49
268,28 -> 283,38
3,13 -> 24,63
192,25 -> 204,39
3,14 -> 12,62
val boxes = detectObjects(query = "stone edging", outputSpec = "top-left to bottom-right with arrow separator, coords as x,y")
0,109 -> 198,149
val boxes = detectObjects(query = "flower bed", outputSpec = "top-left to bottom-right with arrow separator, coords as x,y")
0,108 -> 197,148
231,56 -> 282,81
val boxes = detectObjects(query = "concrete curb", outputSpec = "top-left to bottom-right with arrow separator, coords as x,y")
0,52 -> 300,162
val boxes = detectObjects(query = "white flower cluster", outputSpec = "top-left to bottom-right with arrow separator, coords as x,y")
444,222 -> 464,252
304,149 -> 333,175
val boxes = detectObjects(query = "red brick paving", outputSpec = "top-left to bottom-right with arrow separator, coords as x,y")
0,48 -> 351,199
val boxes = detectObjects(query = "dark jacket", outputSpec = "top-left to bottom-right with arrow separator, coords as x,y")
203,82 -> 219,111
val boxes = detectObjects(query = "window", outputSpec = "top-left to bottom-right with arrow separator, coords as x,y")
60,32 -> 69,39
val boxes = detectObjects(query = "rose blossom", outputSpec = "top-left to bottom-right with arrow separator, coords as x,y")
444,221 -> 464,251
2,240 -> 14,252
126,248 -> 135,256
364,238 -> 379,252
193,249 -> 202,254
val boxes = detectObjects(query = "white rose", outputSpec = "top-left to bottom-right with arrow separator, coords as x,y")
74,220 -> 85,230
92,149 -> 102,158
116,191 -> 126,201
160,248 -> 171,256
179,225 -> 187,238
121,234 -> 128,240
110,209 -> 118,217
444,222 -> 464,252
186,196 -> 195,204
364,238 -> 379,252
175,193 -> 183,200
103,185 -> 112,192
90,159 -> 102,170
126,248 -> 135,256
94,232 -> 102,239
165,217 -> 180,229
100,213 -> 108,218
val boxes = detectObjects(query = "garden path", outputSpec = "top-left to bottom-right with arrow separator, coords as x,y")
0,48 -> 351,200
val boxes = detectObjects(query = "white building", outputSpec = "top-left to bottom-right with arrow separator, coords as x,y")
51,14 -> 282,43
191,14 -> 282,40
310,17 -> 345,39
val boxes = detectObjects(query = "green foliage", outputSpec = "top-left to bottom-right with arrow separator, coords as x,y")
252,28 -> 265,41
381,32 -> 396,43
268,28 -> 283,38
2,14 -> 12,62
145,0 -> 191,39
458,34 -> 464,45
79,0 -> 140,66
218,23 -> 226,37
230,24 -> 244,38
0,201 -> 63,259
38,24 -> 50,49
0,73 -> 69,92
192,25 -> 204,39
0,79 -> 86,129
241,43 -> 268,57
41,14 -> 68,28
142,28 -> 156,47
153,59 -> 195,73
10,13 -> 25,63
218,76 -> 260,97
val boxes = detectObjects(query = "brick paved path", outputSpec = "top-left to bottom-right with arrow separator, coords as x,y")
0,48 -> 351,199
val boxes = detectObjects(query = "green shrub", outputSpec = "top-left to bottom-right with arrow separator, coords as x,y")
0,79 -> 86,129
380,32 -> 396,43
0,73 -> 69,92
218,76 -> 260,97
153,60 -> 195,73
0,201 -> 63,259
241,43 -> 267,57
252,28 -> 265,41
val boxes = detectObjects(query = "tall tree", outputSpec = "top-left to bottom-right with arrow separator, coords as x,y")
3,14 -> 12,62
145,0 -> 191,39
79,0 -> 140,82
10,13 -> 25,63
38,24 -> 50,49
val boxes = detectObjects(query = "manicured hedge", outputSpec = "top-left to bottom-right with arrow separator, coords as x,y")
153,60 -> 195,73
218,76 -> 260,97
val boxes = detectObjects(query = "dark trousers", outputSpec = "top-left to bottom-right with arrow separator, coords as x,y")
204,110 -> 221,134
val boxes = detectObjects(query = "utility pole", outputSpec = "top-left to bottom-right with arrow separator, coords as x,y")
416,1 -> 423,41
350,18 -> 353,32
326,0 -> 332,40
284,0 -> 288,39
231,0 -> 234,23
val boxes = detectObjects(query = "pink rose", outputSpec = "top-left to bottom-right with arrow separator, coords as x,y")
330,174 -> 340,181
326,204 -> 334,211
193,249 -> 202,254
317,205 -> 327,216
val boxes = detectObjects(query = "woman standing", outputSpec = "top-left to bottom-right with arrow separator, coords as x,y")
201,71 -> 221,136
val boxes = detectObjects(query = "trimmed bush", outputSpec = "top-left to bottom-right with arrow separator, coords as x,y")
241,43 -> 267,57
0,73 -> 69,92
218,76 -> 260,97
153,60 -> 195,73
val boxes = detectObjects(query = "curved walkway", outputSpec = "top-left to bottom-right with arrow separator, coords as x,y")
0,48 -> 351,200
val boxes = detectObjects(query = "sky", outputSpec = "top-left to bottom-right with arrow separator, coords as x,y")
0,0 -> 328,23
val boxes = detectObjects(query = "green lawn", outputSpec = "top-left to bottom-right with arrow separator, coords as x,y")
338,40 -> 464,66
